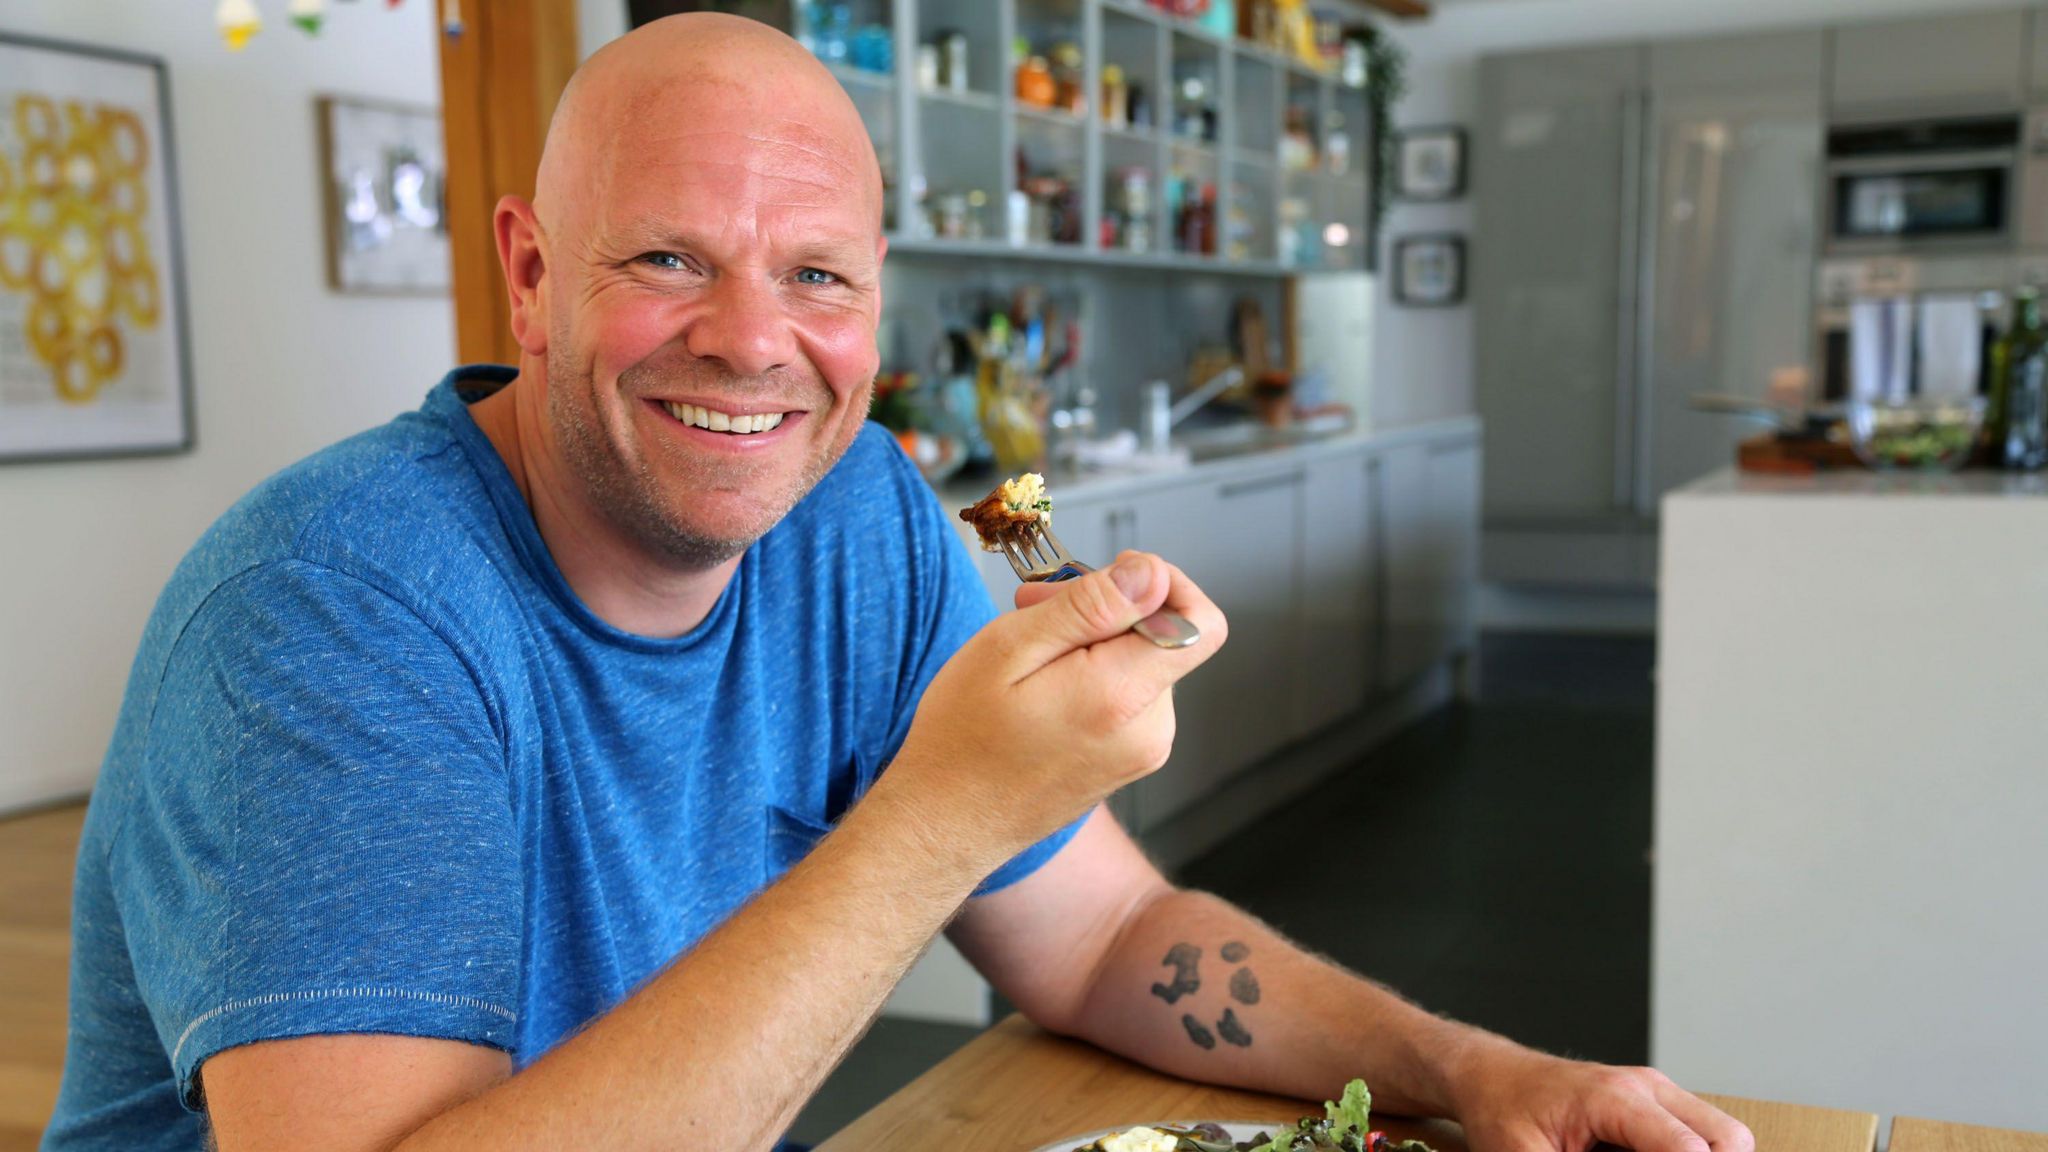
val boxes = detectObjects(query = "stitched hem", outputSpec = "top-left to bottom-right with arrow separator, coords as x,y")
171,985 -> 517,1069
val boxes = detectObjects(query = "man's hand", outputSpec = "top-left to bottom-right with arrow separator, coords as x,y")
883,551 -> 1225,862
1450,1042 -> 1755,1152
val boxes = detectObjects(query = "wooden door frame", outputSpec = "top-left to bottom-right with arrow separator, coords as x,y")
438,0 -> 581,365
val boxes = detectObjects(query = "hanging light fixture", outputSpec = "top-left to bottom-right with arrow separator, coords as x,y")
290,0 -> 329,35
216,0 -> 262,50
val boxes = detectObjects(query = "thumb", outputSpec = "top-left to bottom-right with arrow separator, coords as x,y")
993,553 -> 1168,676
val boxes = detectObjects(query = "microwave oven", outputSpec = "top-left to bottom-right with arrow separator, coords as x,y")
1826,116 -> 2020,254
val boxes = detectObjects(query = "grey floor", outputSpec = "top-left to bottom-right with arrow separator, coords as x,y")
787,631 -> 1656,1145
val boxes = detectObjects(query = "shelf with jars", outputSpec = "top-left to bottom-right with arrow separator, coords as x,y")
807,0 -> 1377,274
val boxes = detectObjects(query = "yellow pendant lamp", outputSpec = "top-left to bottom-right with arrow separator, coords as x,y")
216,0 -> 261,50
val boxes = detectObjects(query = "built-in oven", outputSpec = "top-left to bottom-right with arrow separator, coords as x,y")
1826,116 -> 2020,254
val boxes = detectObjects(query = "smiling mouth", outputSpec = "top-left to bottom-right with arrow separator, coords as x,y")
660,400 -> 788,435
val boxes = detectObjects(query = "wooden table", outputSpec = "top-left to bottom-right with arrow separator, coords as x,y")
817,1016 -> 1880,1152
1890,1117 -> 2048,1152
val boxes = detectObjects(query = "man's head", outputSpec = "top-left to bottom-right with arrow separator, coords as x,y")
494,13 -> 886,569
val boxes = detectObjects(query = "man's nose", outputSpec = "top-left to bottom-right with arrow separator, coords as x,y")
682,275 -> 799,379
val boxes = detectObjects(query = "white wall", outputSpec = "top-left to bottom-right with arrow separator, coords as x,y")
1369,0 -> 2027,431
579,0 -> 630,59
0,2 -> 455,813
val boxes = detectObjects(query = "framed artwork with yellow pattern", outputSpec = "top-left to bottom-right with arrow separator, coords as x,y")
0,32 -> 192,463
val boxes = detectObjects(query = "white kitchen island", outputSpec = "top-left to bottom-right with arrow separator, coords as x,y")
1654,467 -> 2048,1134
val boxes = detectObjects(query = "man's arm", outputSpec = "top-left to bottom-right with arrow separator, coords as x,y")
951,809 -> 1755,1152
203,556 -> 1224,1152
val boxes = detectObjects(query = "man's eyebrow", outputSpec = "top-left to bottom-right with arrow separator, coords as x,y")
601,226 -> 876,270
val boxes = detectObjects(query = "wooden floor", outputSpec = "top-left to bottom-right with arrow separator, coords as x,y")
0,801 -> 85,1152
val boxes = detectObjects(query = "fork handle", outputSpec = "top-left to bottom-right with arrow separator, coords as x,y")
1045,562 -> 1202,650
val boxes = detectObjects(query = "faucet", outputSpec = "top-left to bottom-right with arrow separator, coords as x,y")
1144,366 -> 1245,453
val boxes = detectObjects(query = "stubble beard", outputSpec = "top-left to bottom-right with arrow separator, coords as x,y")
547,344 -> 871,570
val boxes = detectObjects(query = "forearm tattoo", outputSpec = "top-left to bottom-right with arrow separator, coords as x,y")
1152,939 -> 1259,1050
1150,942 -> 1202,1004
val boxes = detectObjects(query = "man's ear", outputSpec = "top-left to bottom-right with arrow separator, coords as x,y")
494,195 -> 549,357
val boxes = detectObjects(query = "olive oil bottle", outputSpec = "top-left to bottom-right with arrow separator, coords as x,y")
1995,289 -> 2048,471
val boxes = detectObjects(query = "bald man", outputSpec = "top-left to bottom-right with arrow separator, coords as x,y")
43,15 -> 1748,1152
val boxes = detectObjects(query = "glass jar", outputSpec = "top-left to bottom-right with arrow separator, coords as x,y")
1016,55 -> 1056,107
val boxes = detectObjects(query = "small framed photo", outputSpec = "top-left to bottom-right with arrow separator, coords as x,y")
1395,126 -> 1467,201
0,32 -> 193,463
1392,234 -> 1466,307
317,95 -> 450,295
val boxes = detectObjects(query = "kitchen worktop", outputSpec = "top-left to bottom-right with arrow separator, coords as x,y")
1673,465 -> 2048,499
931,416 -> 1483,510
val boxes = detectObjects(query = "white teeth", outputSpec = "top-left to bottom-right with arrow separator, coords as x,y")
662,401 -> 786,435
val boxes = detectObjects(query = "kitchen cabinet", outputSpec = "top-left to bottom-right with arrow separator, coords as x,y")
1643,36 -> 1823,508
1138,468 -> 1304,826
2033,7 -> 2048,103
1048,465 -> 1307,830
1474,44 -> 1645,584
1293,454 -> 1376,739
1476,30 -> 1822,590
1829,10 -> 2027,120
1380,440 -> 1479,687
1474,45 -> 1643,529
1649,29 -> 1825,95
780,0 -> 1374,276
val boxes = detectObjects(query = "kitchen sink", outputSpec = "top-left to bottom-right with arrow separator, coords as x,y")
1176,410 -> 1356,463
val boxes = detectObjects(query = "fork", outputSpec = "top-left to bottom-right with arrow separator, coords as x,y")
997,520 -> 1202,650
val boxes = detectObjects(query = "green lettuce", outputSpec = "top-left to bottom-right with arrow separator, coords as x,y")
1326,1080 -> 1372,1135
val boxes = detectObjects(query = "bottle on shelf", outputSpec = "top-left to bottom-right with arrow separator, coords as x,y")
1997,287 -> 2048,470
1052,42 -> 1086,115
1177,181 -> 1216,255
1102,64 -> 1129,129
939,30 -> 969,91
1325,110 -> 1350,176
1280,105 -> 1316,171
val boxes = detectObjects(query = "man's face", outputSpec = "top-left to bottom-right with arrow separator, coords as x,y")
540,112 -> 884,567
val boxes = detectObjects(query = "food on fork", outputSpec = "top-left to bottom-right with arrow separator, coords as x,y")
959,472 -> 1053,551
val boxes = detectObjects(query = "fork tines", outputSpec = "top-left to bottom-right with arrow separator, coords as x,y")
998,518 -> 1066,582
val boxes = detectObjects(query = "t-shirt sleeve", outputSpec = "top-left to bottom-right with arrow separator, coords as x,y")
111,560 -> 521,1111
880,451 -> 1085,897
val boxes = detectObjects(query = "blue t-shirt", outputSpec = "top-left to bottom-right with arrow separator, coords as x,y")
42,367 -> 1078,1151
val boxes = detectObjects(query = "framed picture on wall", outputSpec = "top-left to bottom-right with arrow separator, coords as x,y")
1392,234 -> 1466,307
318,95 -> 451,295
1394,126 -> 1468,201
0,32 -> 193,464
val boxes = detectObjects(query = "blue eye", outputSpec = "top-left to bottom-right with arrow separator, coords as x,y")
795,267 -> 840,286
641,252 -> 687,270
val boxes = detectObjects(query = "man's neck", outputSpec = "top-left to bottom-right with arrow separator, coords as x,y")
468,370 -> 739,639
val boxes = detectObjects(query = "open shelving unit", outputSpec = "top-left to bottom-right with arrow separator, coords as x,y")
815,0 -> 1376,277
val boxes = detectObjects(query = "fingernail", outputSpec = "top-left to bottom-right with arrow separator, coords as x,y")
1110,556 -> 1151,601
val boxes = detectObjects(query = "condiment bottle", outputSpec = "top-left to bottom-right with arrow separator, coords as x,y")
1102,64 -> 1128,129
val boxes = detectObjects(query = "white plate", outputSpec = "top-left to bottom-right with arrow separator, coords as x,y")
1026,1121 -> 1284,1152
